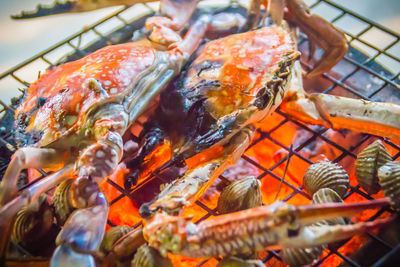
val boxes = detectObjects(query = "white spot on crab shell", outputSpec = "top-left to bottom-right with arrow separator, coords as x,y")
96,150 -> 105,158
101,74 -> 106,77
108,70 -> 113,74
104,80 -> 111,86
105,66 -> 109,69
96,60 -> 102,64
110,88 -> 117,94
119,49 -> 128,53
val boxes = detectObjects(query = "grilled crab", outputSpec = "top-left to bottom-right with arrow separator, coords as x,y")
1,0 -> 399,264
0,0 -> 213,264
112,0 -> 400,259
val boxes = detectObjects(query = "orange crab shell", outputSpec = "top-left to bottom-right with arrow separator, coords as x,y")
185,25 -> 297,119
16,41 -> 157,146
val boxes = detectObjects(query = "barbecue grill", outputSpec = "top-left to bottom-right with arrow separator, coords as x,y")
1,0 -> 400,266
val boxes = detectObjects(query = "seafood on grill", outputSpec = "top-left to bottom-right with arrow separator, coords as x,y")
111,0 -> 398,261
1,0 -> 400,265
356,139 -> 393,194
378,161 -> 400,211
217,176 -> 262,214
0,0 -> 213,264
281,188 -> 348,267
131,244 -> 173,267
303,160 -> 349,197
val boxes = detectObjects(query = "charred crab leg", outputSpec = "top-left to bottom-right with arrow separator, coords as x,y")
144,199 -> 392,257
281,62 -> 400,139
139,126 -> 254,216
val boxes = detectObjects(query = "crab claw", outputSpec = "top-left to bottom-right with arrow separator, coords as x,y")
51,178 -> 109,266
51,244 -> 95,267
144,199 -> 392,258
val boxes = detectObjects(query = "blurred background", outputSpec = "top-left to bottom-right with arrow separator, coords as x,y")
0,0 -> 399,103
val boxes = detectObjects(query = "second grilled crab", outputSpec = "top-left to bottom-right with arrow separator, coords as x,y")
1,0 -> 400,265
120,0 -> 400,261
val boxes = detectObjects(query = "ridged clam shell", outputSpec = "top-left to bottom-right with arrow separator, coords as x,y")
312,188 -> 347,226
100,225 -> 131,252
282,246 -> 325,267
12,194 -> 53,244
53,179 -> 74,225
282,188 -> 347,266
131,244 -> 172,267
217,176 -> 262,214
378,161 -> 400,210
303,161 -> 349,197
216,257 -> 265,267
356,140 -> 392,194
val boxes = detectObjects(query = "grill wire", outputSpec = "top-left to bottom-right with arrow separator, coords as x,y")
0,0 -> 400,266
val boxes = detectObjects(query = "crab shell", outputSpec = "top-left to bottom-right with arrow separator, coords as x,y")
159,25 -> 300,157
185,25 -> 298,120
15,40 -> 157,147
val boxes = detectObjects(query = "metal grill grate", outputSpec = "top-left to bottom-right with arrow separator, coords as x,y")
0,0 -> 400,266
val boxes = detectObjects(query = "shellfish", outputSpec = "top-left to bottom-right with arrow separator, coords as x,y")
12,194 -> 55,252
281,188 -> 347,267
100,225 -> 131,253
378,161 -> 400,211
356,140 -> 392,194
53,179 -> 74,225
217,176 -> 262,214
303,161 -> 349,197
131,244 -> 172,267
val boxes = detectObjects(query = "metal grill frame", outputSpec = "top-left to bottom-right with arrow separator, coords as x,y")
0,0 -> 399,266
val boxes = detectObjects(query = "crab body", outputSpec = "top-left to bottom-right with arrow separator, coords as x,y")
159,26 -> 299,158
16,42 -> 157,149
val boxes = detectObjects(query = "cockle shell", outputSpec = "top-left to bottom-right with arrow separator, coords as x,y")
356,140 -> 392,194
281,247 -> 325,267
378,161 -> 400,210
53,179 -> 74,225
303,161 -> 349,197
131,244 -> 172,267
100,225 -> 131,253
217,176 -> 262,214
312,188 -> 347,226
12,194 -> 54,244
216,257 -> 265,267
282,188 -> 347,267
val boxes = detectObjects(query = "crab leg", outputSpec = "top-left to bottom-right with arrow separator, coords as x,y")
0,147 -> 64,206
139,126 -> 254,217
285,0 -> 348,77
144,199 -> 392,258
281,62 -> 400,139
